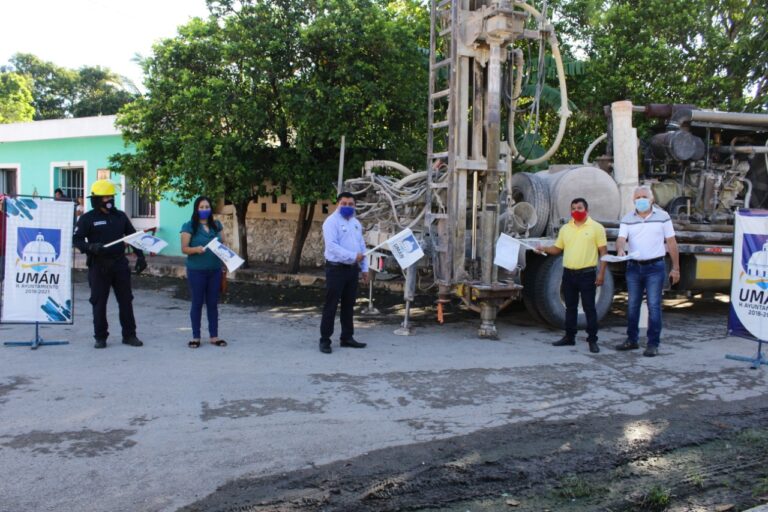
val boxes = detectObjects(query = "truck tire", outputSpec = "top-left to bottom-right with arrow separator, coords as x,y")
532,254 -> 615,329
521,254 -> 545,323
510,172 -> 550,237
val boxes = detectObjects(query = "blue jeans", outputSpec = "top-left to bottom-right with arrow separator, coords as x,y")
626,259 -> 666,347
187,268 -> 222,339
562,268 -> 598,342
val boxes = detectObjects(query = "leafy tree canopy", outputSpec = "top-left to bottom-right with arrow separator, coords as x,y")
0,72 -> 34,124
1,53 -> 137,119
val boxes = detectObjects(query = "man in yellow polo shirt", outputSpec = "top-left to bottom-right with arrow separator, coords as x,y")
538,198 -> 608,353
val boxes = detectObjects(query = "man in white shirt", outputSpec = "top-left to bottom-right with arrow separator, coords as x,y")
615,186 -> 680,357
319,192 -> 369,354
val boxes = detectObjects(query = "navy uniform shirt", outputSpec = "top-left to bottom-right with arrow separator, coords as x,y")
73,208 -> 144,258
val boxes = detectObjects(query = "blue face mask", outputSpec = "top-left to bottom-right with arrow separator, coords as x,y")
635,198 -> 651,212
339,206 -> 355,219
198,209 -> 211,220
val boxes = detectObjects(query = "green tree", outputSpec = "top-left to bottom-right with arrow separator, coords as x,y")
110,15 -> 280,265
282,0 -> 428,271
3,53 -> 136,119
111,0 -> 428,270
542,0 -> 767,163
0,72 -> 34,123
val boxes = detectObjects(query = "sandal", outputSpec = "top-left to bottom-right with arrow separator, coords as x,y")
188,340 -> 201,348
210,339 -> 227,347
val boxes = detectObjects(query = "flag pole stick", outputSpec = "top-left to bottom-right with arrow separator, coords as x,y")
104,230 -> 146,248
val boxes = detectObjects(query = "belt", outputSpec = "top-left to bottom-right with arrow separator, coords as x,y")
563,267 -> 596,274
633,256 -> 664,265
325,261 -> 357,269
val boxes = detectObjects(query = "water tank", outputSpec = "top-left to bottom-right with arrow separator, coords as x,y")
541,166 -> 621,223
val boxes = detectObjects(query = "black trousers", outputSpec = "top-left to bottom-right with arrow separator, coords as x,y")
320,265 -> 359,342
562,268 -> 598,342
88,257 -> 137,341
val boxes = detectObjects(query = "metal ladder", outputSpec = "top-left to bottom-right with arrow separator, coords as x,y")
425,0 -> 457,284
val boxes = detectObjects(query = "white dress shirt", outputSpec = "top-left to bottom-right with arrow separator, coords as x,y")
322,210 -> 369,272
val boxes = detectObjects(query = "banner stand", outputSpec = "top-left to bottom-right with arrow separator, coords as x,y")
725,340 -> 768,370
4,321 -> 69,350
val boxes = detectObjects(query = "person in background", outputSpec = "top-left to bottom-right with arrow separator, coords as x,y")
537,198 -> 608,353
73,180 -> 147,349
615,186 -> 679,357
75,196 -> 85,219
180,196 -> 226,349
319,192 -> 369,354
54,188 -> 66,200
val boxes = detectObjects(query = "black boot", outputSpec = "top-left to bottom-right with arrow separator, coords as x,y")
340,338 -> 367,348
94,339 -> 107,349
552,336 -> 575,347
122,336 -> 144,347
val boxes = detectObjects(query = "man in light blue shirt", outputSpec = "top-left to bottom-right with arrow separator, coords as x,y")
319,192 -> 369,354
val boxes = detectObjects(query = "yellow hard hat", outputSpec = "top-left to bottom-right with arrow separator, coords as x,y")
90,179 -> 116,196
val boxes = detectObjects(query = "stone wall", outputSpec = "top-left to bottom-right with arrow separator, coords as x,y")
217,206 -> 326,268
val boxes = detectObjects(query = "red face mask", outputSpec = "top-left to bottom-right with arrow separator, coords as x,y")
571,210 -> 587,222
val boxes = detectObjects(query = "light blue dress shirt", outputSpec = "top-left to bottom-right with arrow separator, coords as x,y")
323,210 -> 368,272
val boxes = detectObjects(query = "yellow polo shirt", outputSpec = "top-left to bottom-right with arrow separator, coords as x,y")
554,217 -> 607,270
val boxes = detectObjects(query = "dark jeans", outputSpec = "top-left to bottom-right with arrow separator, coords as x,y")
562,268 -> 598,342
320,265 -> 359,342
187,268 -> 222,339
88,256 -> 136,341
626,259 -> 666,347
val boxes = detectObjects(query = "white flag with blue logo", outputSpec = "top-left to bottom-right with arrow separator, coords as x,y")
205,238 -> 245,272
124,231 -> 168,254
386,228 -> 424,269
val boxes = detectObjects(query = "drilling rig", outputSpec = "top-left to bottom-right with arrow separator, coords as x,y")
346,0 -> 768,338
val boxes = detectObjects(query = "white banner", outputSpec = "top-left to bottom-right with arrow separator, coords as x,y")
386,228 -> 424,269
728,209 -> 768,341
2,198 -> 74,323
205,238 -> 245,272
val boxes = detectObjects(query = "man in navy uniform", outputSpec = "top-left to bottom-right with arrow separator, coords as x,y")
73,180 -> 147,349
319,192 -> 369,354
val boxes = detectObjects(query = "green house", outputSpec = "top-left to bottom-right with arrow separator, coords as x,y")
0,116 -> 189,255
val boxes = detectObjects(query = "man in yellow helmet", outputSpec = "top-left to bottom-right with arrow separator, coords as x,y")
73,179 -> 147,349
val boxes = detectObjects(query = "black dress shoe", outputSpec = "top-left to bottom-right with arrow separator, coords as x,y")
643,345 -> 659,357
94,339 -> 107,349
319,339 -> 332,354
552,337 -> 575,347
614,340 -> 639,351
588,341 -> 600,353
122,336 -> 144,347
340,338 -> 367,348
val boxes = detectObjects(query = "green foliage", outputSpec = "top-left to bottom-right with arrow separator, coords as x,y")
2,53 -> 136,119
541,0 -> 767,165
0,72 -> 34,123
640,485 -> 672,510
109,0 -> 428,263
556,474 -> 605,499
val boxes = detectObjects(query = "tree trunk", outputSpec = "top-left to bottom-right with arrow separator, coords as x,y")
287,202 -> 316,274
236,199 -> 250,269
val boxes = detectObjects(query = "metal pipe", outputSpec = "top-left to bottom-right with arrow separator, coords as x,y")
481,40 -> 503,284
364,159 -> 414,176
583,133 -> 607,166
337,135 -> 346,192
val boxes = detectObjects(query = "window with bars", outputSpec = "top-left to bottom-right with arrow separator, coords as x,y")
56,167 -> 84,201
129,187 -> 156,218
